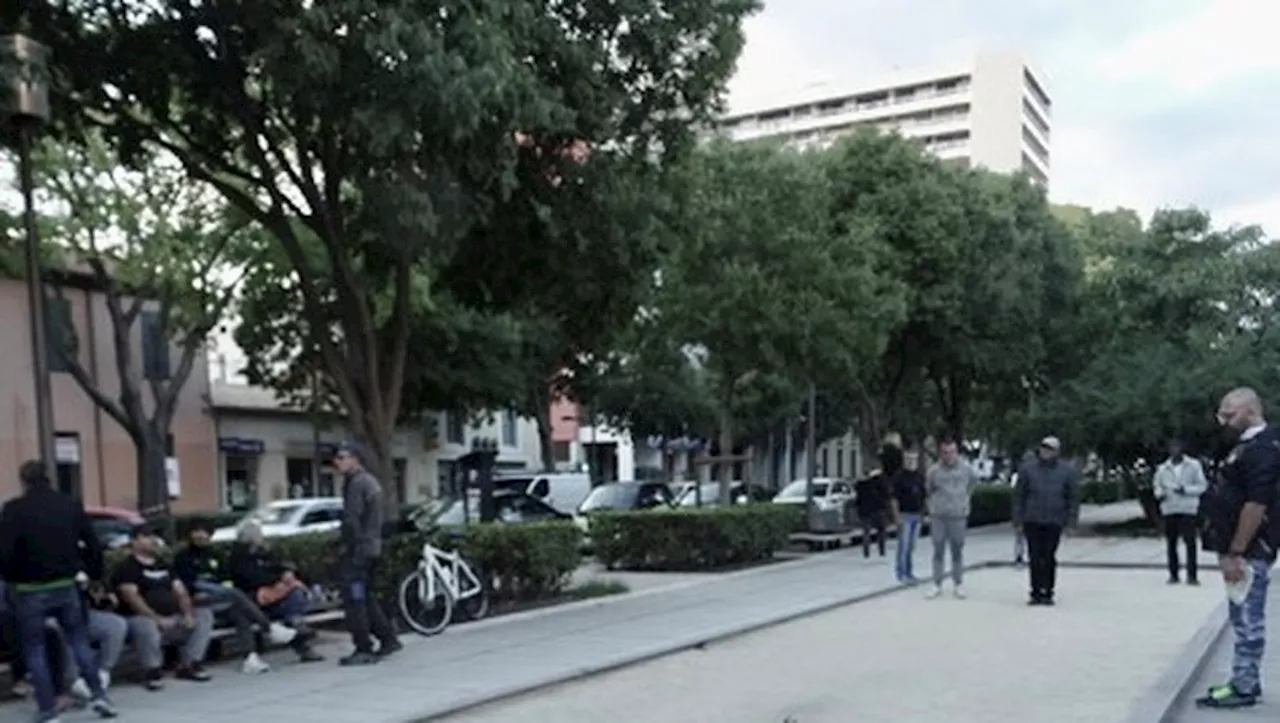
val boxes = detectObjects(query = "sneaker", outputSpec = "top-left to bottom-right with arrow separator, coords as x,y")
925,585 -> 943,600
142,669 -> 165,692
1188,578 -> 1201,586
1168,577 -> 1180,585
89,696 -> 119,719
70,669 -> 110,701
175,664 -> 212,682
267,622 -> 298,646
953,585 -> 967,600
376,639 -> 404,658
1196,683 -> 1259,709
339,651 -> 380,667
241,652 -> 271,675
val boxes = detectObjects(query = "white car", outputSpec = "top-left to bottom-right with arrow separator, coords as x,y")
772,478 -> 854,511
210,497 -> 345,543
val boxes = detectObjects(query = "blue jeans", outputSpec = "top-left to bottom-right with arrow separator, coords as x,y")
13,585 -> 104,715
1228,557 -> 1271,693
264,588 -> 310,622
895,514 -> 921,580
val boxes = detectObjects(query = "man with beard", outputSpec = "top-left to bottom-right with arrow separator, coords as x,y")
1196,387 -> 1280,709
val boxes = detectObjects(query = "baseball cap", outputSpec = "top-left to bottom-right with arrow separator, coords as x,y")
1039,436 -> 1062,451
334,440 -> 367,463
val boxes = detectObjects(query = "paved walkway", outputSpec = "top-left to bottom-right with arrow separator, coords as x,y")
1171,579 -> 1280,722
0,504 -> 1184,723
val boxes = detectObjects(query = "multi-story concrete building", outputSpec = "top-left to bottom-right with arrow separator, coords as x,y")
717,52 -> 1052,185
0,274 -> 219,509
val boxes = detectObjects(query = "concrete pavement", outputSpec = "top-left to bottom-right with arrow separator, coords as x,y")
0,504 -> 1191,723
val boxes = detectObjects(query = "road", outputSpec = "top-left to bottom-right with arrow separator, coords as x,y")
447,566 -> 1220,723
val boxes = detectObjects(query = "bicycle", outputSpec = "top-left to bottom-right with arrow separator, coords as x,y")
397,538 -> 490,636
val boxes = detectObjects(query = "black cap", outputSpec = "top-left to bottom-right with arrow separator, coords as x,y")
334,440 -> 367,464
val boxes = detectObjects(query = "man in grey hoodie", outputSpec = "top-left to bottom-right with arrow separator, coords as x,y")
334,441 -> 401,666
1013,436 -> 1081,606
926,440 -> 980,599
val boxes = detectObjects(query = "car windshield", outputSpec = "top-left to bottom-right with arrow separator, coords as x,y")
677,483 -> 737,506
777,481 -> 829,499
417,494 -> 555,527
246,504 -> 304,526
578,484 -> 639,512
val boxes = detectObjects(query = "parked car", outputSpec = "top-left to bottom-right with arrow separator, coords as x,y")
85,506 -> 148,549
492,473 -> 592,516
210,497 -> 344,543
415,489 -> 570,533
574,481 -> 675,547
674,481 -> 771,508
772,478 -> 855,513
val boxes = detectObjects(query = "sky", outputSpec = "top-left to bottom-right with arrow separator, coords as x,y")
726,0 -> 1280,236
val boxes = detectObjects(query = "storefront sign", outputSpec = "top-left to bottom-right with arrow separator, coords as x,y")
218,437 -> 266,455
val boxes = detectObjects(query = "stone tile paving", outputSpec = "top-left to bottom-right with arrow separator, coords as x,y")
453,566 -> 1222,723
0,504 -> 1174,723
1170,580 -> 1280,722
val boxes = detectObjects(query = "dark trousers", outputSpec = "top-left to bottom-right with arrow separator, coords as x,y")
1024,522 -> 1063,600
13,586 -> 103,715
342,558 -> 396,654
2,611 -> 64,693
861,511 -> 887,557
1164,513 -> 1198,582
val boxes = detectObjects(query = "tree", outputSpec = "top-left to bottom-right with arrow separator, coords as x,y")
23,0 -> 761,489
23,136 -> 253,515
649,140 -> 905,500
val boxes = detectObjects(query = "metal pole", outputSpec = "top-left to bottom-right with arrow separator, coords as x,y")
804,383 -> 816,530
18,125 -> 56,480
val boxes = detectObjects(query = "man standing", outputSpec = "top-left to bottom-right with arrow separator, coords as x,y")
334,441 -> 401,666
0,461 -> 117,721
856,444 -> 897,559
891,449 -> 927,583
1196,387 -> 1279,709
1014,436 -> 1080,606
925,440 -> 979,600
1153,438 -> 1208,585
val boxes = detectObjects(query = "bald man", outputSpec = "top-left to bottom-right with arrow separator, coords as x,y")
1197,387 -> 1280,709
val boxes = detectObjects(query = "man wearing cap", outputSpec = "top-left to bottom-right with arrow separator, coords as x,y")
0,460 -> 118,720
333,441 -> 400,666
1013,436 -> 1080,606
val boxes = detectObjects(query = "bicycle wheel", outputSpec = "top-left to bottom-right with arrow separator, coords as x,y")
454,559 -> 491,622
398,568 -> 452,636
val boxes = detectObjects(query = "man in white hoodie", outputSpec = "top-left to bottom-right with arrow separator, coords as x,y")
1153,438 -> 1208,585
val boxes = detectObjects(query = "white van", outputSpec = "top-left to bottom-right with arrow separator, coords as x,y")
494,473 -> 593,516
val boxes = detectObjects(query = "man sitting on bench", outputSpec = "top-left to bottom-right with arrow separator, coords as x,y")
228,521 -> 324,669
174,520 -> 309,675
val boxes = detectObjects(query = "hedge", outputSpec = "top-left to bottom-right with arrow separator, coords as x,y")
1079,479 -> 1124,505
104,520 -> 584,610
590,504 -> 797,571
969,485 -> 1013,527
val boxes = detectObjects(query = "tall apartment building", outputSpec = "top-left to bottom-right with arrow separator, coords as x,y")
717,52 -> 1052,185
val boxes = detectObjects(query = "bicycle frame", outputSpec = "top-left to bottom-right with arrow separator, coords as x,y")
417,542 -> 482,601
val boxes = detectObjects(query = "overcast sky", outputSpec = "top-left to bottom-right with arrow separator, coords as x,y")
726,0 -> 1278,236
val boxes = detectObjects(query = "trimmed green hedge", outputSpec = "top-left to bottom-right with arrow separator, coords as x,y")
969,484 -> 1014,527
591,505 -> 798,571
1079,479 -> 1124,504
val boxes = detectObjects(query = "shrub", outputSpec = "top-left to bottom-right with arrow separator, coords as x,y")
590,504 -> 796,571
969,485 -> 1013,527
1079,479 -> 1123,504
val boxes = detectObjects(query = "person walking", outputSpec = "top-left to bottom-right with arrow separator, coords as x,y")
925,440 -> 979,600
1153,438 -> 1208,585
333,441 -> 401,666
891,449 -> 927,583
856,444 -> 897,559
1014,436 -> 1080,606
1195,387 -> 1280,709
0,460 -> 117,721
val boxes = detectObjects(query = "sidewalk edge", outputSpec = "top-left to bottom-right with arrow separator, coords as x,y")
1124,600 -> 1228,723
406,560 -> 1003,722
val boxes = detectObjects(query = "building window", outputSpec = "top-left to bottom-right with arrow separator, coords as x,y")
445,412 -> 465,445
821,447 -> 829,476
285,458 -> 315,498
437,459 -> 460,497
141,310 -> 170,380
501,410 -> 518,447
45,295 -> 75,373
836,446 -> 844,478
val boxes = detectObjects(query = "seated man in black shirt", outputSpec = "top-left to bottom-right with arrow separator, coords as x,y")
112,526 -> 214,690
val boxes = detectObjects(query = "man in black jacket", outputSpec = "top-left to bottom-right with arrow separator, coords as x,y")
334,441 -> 400,666
0,460 -> 117,720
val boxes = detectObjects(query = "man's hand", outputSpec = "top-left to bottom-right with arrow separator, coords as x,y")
1222,554 -> 1247,584
156,616 -> 177,631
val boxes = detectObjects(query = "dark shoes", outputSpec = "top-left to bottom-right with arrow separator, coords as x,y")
376,639 -> 404,658
175,664 -> 212,683
1196,683 -> 1260,709
339,651 -> 380,667
142,669 -> 165,691
1028,593 -> 1055,606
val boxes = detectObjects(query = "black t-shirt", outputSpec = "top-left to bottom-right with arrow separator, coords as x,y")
856,473 -> 890,514
1203,425 -> 1280,559
113,556 -> 181,617
892,469 -> 927,514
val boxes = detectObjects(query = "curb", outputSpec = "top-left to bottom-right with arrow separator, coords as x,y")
1123,600 -> 1228,723
406,560 -> 1006,722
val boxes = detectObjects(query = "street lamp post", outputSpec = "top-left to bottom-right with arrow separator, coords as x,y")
2,32 -> 57,481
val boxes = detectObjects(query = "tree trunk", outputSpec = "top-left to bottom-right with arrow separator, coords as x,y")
136,431 -> 170,523
717,407 -> 733,504
535,399 -> 555,473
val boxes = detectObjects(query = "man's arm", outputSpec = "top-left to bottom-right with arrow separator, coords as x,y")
1184,459 -> 1209,497
343,477 -> 369,549
74,503 -> 105,582
1152,466 -> 1168,499
172,580 -> 196,619
0,503 -> 16,581
1011,467 -> 1028,524
117,583 -> 163,622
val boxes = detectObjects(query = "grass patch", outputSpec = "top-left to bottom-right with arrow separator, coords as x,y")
565,579 -> 630,600
1080,516 -> 1161,538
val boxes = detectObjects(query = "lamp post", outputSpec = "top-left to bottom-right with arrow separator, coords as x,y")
2,32 -> 56,481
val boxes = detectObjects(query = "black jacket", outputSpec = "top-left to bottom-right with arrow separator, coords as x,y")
229,542 -> 287,593
0,483 -> 103,586
173,544 -> 224,591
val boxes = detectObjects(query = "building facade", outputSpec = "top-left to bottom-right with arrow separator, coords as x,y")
210,380 -> 546,511
0,277 -> 218,509
717,52 -> 1051,185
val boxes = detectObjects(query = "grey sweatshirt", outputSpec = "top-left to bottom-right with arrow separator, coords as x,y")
1013,459 -> 1080,527
342,468 -> 385,560
926,461 -> 979,518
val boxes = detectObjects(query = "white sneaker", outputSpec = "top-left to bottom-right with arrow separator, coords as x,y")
925,585 -> 943,599
267,622 -> 298,646
953,585 -> 967,600
70,669 -> 110,701
241,652 -> 271,675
